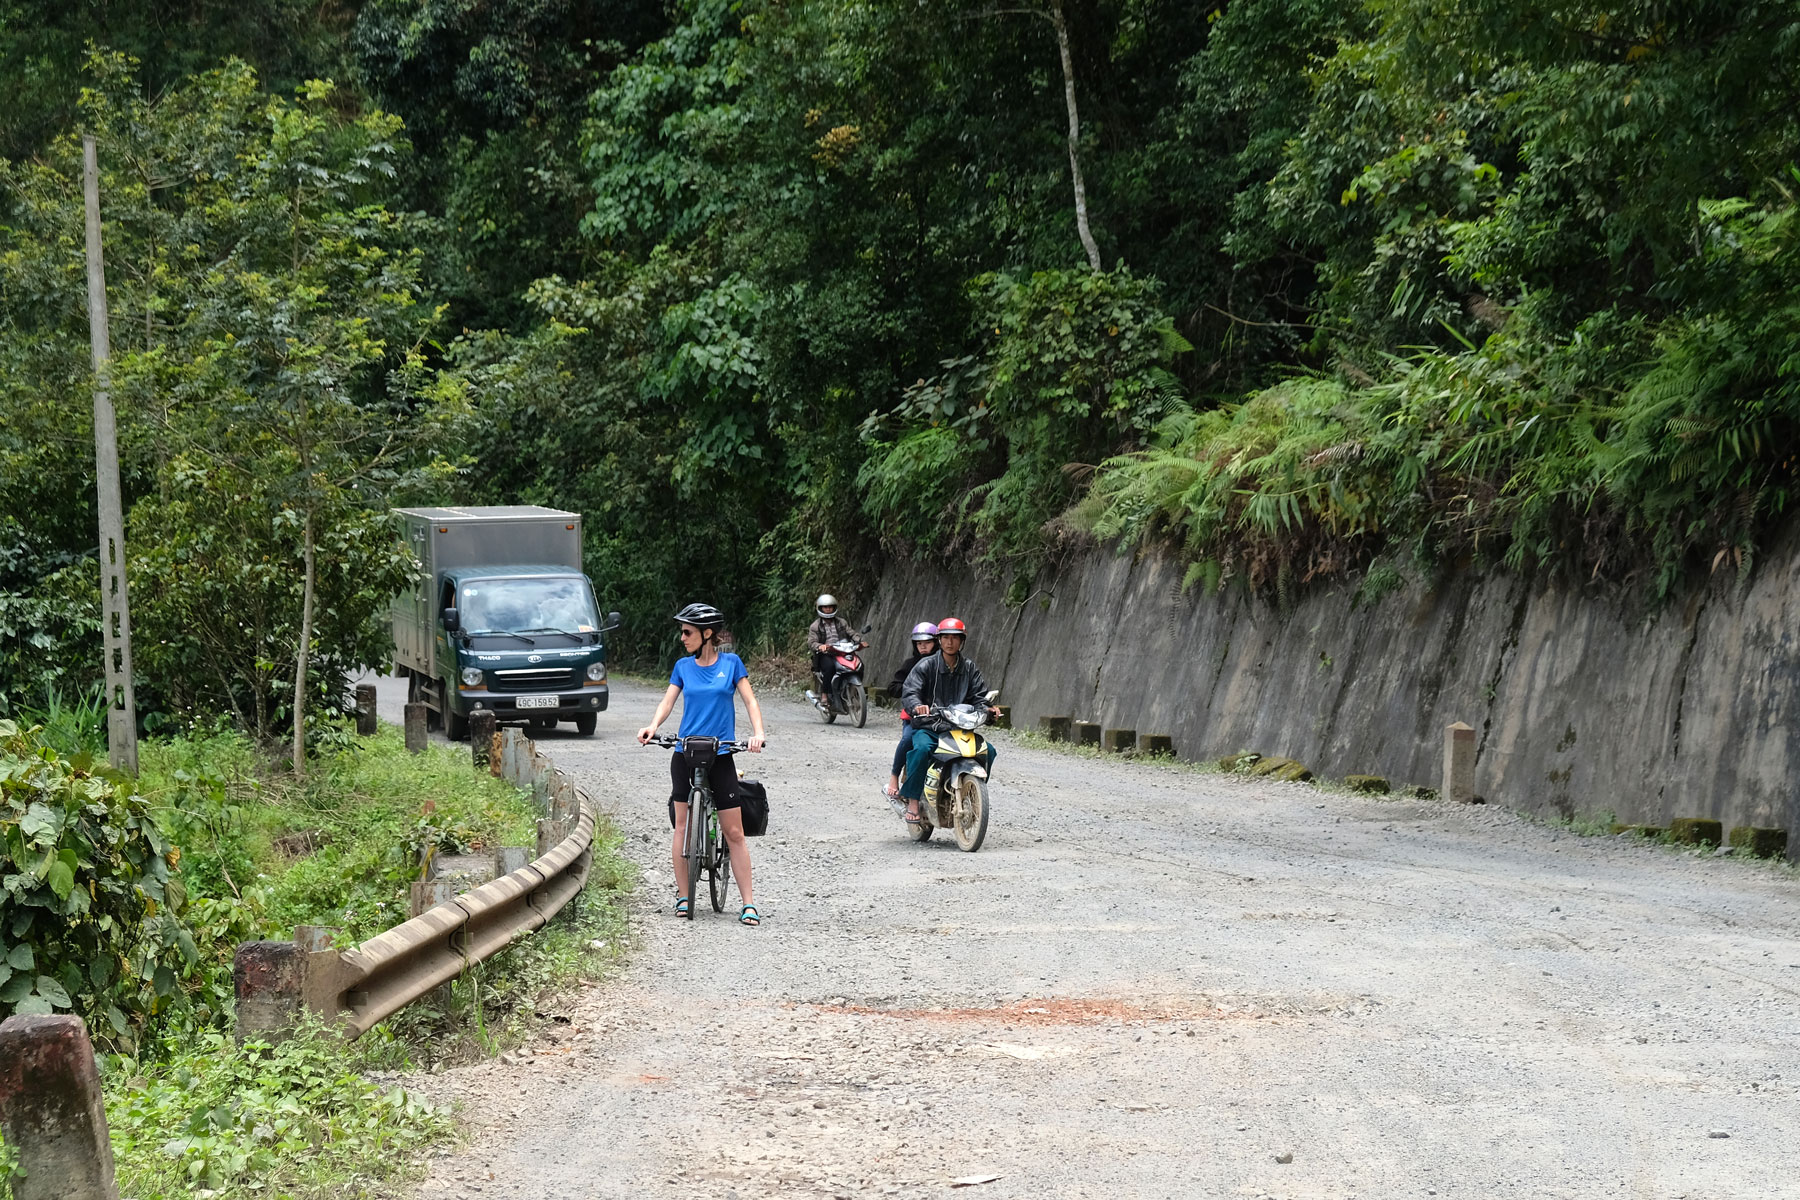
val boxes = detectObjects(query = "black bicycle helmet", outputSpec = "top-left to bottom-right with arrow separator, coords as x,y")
672,601 -> 725,630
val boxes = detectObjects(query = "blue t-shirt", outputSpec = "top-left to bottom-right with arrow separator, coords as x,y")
670,652 -> 748,749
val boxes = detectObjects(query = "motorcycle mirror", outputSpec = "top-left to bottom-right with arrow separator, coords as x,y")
984,689 -> 1000,702
860,623 -> 873,633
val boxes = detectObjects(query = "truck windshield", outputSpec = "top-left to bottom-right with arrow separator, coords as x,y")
460,577 -> 599,639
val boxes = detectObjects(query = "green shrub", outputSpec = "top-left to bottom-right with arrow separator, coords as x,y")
0,720 -> 197,1049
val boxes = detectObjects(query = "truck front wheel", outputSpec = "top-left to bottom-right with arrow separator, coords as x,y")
447,708 -> 469,741
574,712 -> 597,736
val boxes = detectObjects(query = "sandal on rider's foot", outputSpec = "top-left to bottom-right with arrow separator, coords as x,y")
738,904 -> 761,927
674,896 -> 690,916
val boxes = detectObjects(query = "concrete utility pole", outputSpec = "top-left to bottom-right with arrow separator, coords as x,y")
82,135 -> 138,774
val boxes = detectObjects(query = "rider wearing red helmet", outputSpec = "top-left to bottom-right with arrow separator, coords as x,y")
897,616 -> 998,822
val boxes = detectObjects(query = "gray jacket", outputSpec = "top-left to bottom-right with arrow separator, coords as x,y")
900,651 -> 991,727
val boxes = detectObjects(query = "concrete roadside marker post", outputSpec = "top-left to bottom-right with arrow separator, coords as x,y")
1039,715 -> 1072,742
0,1014 -> 119,1200
354,683 -> 378,736
1668,818 -> 1723,847
1103,728 -> 1136,753
993,705 -> 1012,729
469,709 -> 496,769
1139,733 -> 1174,757
404,701 -> 428,753
1074,721 -> 1101,747
1728,826 -> 1788,859
1443,722 -> 1475,804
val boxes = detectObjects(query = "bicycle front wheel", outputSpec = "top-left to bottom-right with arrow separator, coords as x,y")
684,792 -> 706,919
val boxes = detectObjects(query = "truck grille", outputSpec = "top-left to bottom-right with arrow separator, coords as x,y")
491,668 -> 578,693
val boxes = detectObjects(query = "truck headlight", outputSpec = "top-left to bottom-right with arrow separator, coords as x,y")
586,662 -> 606,682
461,667 -> 484,687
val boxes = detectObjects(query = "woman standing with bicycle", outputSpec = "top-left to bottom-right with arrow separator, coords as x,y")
636,602 -> 768,925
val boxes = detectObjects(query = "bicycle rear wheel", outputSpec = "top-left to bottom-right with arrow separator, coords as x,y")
708,811 -> 730,912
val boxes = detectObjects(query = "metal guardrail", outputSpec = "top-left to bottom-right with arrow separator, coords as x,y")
234,727 -> 595,1040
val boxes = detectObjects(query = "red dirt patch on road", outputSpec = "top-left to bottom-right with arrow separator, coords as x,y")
801,996 -> 1268,1025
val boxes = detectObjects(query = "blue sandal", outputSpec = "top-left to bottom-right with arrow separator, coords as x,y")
674,896 -> 691,916
738,904 -> 761,926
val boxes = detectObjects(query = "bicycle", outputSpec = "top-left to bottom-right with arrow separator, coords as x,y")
645,734 -> 749,918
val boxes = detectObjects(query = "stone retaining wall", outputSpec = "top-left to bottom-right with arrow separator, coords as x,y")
864,531 -> 1800,851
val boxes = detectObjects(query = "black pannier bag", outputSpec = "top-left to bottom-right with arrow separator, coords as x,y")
737,778 -> 769,836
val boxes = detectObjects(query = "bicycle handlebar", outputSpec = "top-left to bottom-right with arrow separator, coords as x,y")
643,735 -> 753,752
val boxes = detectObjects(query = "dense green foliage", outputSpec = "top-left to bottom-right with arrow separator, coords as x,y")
0,718 -> 199,1044
0,56 -> 458,731
0,716 -> 540,1042
0,713 -> 627,1193
5,0 -> 1799,706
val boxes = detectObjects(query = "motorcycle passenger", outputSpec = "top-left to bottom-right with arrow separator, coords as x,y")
637,602 -> 769,926
883,621 -> 939,800
898,617 -> 998,822
807,593 -> 864,704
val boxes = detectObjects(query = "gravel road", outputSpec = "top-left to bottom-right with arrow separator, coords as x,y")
376,675 -> 1800,1199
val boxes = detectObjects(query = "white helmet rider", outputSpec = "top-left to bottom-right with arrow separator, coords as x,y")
815,594 -> 839,618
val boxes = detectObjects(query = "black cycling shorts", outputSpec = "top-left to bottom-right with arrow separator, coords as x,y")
667,750 -> 741,826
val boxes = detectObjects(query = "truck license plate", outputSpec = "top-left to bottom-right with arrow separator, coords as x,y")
514,695 -> 560,710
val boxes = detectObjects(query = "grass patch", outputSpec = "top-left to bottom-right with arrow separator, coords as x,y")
137,724 -> 537,945
106,1021 -> 451,1196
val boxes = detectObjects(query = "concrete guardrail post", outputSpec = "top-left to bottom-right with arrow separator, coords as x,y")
234,939 -> 307,1039
0,1015 -> 119,1200
1139,733 -> 1174,756
1039,715 -> 1072,742
469,709 -> 496,769
234,927 -> 344,1041
404,702 -> 428,753
1443,721 -> 1475,803
1074,721 -> 1101,748
992,705 -> 1011,729
1103,728 -> 1136,753
354,683 -> 378,736
498,728 -> 528,785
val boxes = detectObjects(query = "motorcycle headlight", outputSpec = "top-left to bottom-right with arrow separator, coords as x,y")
460,667 -> 484,687
586,662 -> 606,682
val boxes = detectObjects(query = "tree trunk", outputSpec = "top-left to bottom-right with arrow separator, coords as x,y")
1049,0 -> 1102,272
292,507 -> 316,775
291,510 -> 316,773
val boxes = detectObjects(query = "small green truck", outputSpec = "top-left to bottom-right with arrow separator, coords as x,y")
390,505 -> 618,739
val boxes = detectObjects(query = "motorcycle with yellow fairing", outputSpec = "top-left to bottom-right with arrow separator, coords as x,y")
883,693 -> 998,852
